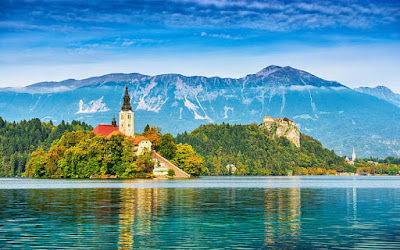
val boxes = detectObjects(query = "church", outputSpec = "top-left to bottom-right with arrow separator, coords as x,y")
92,84 -> 191,178
92,84 -> 152,155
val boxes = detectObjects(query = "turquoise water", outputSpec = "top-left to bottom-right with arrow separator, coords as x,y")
1,176 -> 400,248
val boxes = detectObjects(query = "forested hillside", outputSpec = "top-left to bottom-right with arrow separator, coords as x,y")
176,123 -> 354,175
0,117 -> 92,177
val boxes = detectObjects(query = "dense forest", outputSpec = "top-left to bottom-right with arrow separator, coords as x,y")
0,117 -> 92,177
176,123 -> 355,175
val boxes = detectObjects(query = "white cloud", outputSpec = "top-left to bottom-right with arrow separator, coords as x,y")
76,96 -> 110,114
200,32 -> 236,39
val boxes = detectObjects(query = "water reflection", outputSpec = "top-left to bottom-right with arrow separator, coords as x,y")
263,188 -> 301,247
1,179 -> 400,248
117,188 -> 167,248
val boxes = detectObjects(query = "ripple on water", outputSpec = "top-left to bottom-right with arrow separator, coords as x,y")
0,177 -> 400,248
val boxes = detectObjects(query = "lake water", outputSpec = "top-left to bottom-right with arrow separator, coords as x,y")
1,176 -> 400,249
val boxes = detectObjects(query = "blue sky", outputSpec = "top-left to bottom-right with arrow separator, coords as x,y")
1,0 -> 400,91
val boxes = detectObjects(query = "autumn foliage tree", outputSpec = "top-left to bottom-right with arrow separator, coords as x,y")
142,126 -> 162,151
172,143 -> 203,176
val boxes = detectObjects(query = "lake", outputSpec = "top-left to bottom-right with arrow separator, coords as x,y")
1,176 -> 400,248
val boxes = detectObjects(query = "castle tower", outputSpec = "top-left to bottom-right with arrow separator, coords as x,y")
119,84 -> 135,137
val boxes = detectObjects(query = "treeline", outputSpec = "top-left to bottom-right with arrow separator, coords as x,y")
0,117 -> 92,177
176,123 -> 354,175
26,125 -> 204,178
26,132 -> 154,178
360,156 -> 400,165
355,159 -> 400,175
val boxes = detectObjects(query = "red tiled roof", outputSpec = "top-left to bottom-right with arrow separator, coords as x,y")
92,125 -> 120,136
133,136 -> 150,145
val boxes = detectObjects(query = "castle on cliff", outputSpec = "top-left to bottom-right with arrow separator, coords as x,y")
261,116 -> 300,147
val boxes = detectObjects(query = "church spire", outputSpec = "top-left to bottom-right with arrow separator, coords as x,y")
121,83 -> 132,111
111,116 -> 117,127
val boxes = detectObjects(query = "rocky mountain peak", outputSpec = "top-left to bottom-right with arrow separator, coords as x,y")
255,65 -> 283,77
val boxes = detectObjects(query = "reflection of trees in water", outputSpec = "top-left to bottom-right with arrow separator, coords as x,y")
263,188 -> 301,247
0,188 -> 125,246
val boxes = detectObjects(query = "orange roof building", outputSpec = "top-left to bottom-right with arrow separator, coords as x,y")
133,136 -> 149,145
92,124 -> 119,137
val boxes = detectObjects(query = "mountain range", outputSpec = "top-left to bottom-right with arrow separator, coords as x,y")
355,86 -> 400,108
1,65 -> 400,158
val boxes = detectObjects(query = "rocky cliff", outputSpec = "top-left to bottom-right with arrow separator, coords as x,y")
261,117 -> 300,147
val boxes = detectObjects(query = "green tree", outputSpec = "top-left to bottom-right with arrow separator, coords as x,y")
144,124 -> 150,133
167,169 -> 175,177
159,133 -> 177,160
172,143 -> 203,176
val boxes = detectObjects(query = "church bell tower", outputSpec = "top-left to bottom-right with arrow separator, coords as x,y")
119,84 -> 135,137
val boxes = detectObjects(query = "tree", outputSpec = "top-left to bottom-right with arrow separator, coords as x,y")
25,148 -> 46,178
143,126 -> 162,151
136,152 -> 155,173
167,169 -> 175,177
159,133 -> 177,160
144,124 -> 150,133
172,143 -> 203,176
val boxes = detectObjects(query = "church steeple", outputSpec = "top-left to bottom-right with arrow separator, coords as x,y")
111,116 -> 117,127
118,83 -> 135,137
121,84 -> 132,111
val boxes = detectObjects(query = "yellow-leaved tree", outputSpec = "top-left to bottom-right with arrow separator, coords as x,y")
172,143 -> 203,176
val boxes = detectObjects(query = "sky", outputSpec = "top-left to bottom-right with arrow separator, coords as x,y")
1,0 -> 400,91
